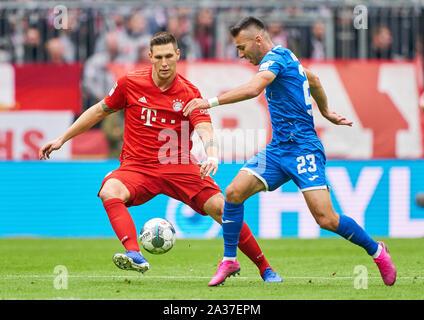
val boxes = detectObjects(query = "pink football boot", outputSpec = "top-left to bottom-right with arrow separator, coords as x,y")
208,259 -> 241,286
374,241 -> 397,286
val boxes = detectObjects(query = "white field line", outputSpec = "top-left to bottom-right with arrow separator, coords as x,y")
1,274 -> 423,280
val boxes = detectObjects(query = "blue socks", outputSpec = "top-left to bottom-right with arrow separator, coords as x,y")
222,203 -> 378,258
222,201 -> 244,258
336,214 -> 379,256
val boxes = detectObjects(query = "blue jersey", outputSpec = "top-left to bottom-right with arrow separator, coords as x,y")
258,45 -> 320,146
241,45 -> 328,192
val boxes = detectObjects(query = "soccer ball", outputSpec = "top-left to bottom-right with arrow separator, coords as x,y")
139,218 -> 176,254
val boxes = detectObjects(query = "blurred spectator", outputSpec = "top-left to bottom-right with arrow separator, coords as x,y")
371,25 -> 392,59
144,7 -> 168,34
45,7 -> 78,62
166,15 -> 194,60
284,6 -> 304,17
110,12 -> 126,33
335,8 -> 356,58
45,38 -> 66,63
0,37 -> 12,62
136,43 -> 150,64
58,32 -> 76,62
118,12 -> 151,63
93,11 -> 151,64
23,27 -> 46,62
194,8 -> 215,59
101,111 -> 124,158
308,21 -> 326,60
268,21 -> 289,48
82,32 -> 120,108
0,4 -> 420,63
223,31 -> 238,60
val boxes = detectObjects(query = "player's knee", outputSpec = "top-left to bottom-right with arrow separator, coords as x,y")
225,184 -> 245,204
203,193 -> 224,223
99,187 -> 123,202
315,214 -> 338,232
208,210 -> 223,225
99,179 -> 130,202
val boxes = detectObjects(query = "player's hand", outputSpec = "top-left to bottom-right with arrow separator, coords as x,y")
39,138 -> 64,160
198,157 -> 219,179
183,98 -> 210,117
323,110 -> 353,126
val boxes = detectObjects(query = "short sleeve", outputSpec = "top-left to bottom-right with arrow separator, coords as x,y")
258,53 -> 286,77
104,76 -> 127,110
188,89 -> 212,126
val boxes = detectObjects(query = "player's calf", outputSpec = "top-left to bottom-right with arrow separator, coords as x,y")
314,213 -> 339,232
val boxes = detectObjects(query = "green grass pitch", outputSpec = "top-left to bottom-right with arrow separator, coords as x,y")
0,238 -> 423,300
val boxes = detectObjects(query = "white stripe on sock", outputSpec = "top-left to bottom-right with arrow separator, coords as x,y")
223,257 -> 236,262
372,244 -> 383,259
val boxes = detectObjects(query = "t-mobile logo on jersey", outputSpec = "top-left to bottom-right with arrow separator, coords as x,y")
141,107 -> 157,126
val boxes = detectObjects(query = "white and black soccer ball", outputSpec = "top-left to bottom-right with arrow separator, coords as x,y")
139,218 -> 176,254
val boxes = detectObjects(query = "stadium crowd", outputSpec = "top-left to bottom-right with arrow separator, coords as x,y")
0,4 -> 420,64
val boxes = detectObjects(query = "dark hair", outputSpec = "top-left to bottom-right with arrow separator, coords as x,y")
229,16 -> 266,37
150,31 -> 178,50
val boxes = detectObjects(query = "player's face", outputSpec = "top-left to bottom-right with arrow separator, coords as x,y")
233,30 -> 262,65
149,43 -> 180,81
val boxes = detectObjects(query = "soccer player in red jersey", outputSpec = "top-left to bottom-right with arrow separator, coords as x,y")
39,31 -> 282,283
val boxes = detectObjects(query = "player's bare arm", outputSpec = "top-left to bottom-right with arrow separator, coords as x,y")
304,68 -> 353,127
195,122 -> 219,179
183,71 -> 275,116
39,99 -> 114,160
419,92 -> 424,112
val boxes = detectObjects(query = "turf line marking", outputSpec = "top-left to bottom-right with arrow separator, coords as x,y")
1,274 -> 423,280
1,275 -> 242,279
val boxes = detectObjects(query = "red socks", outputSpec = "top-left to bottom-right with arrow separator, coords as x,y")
238,222 -> 271,275
103,198 -> 140,252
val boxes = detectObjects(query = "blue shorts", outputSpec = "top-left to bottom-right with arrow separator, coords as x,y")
241,142 -> 328,192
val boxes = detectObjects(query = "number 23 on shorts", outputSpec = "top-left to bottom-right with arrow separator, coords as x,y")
296,154 -> 317,174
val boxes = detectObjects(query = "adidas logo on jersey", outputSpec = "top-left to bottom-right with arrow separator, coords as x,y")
138,96 -> 147,103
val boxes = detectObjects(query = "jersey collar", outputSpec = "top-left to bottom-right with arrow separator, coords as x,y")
270,45 -> 282,53
260,45 -> 282,65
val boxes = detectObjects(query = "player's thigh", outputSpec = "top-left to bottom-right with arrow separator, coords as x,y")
284,146 -> 328,191
225,169 -> 267,204
98,166 -> 156,206
302,188 -> 339,231
99,178 -> 131,202
241,145 -> 288,193
161,164 -> 224,217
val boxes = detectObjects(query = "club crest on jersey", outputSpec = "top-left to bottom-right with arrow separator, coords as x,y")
172,99 -> 184,112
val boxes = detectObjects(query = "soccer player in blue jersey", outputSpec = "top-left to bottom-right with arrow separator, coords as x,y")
183,16 -> 397,287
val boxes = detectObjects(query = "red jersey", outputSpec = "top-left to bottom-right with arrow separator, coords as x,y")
104,67 -> 211,164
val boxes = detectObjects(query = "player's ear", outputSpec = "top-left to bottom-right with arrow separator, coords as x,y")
255,34 -> 262,45
175,48 -> 181,60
